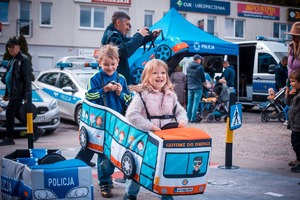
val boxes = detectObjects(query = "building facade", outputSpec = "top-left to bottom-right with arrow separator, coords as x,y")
0,0 -> 298,74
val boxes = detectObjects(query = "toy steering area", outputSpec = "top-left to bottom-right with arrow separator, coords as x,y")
79,100 -> 211,196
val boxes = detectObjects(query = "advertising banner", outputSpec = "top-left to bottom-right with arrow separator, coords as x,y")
237,3 -> 280,20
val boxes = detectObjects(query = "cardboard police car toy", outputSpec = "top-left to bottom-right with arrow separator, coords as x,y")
79,100 -> 212,196
1,149 -> 94,200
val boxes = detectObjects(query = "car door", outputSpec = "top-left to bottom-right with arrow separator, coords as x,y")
56,72 -> 81,120
252,52 -> 276,103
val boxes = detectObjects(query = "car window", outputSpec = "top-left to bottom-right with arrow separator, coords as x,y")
38,72 -> 59,86
58,73 -> 76,89
72,72 -> 95,89
257,53 -> 277,73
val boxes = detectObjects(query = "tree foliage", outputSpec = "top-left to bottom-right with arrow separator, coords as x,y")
238,0 -> 300,7
3,34 -> 32,61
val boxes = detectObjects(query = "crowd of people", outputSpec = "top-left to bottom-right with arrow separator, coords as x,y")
1,9 -> 300,199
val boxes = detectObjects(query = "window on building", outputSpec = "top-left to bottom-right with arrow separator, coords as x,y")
80,6 -> 105,29
0,0 -> 9,23
40,2 -> 52,26
18,1 -> 31,36
225,18 -> 244,38
273,23 -> 292,40
144,10 -> 154,27
207,16 -> 215,36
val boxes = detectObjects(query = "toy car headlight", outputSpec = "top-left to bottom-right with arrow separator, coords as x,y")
34,189 -> 57,199
50,100 -> 58,110
66,186 -> 89,198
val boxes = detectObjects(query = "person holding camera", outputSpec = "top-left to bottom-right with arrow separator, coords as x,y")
101,11 -> 160,85
85,44 -> 132,198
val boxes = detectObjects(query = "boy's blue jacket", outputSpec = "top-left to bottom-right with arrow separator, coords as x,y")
85,69 -> 132,114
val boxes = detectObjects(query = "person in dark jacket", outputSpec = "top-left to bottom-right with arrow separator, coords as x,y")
286,69 -> 300,173
101,11 -> 160,85
275,56 -> 288,92
0,38 -> 44,146
186,54 -> 206,123
221,60 -> 235,91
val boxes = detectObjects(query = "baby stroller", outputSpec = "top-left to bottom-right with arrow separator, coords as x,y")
260,87 -> 286,123
198,82 -> 230,123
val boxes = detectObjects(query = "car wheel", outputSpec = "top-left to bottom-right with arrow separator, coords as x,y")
132,68 -> 143,85
121,151 -> 136,179
79,126 -> 88,149
155,45 -> 172,61
75,104 -> 82,126
278,112 -> 286,123
207,114 -> 214,123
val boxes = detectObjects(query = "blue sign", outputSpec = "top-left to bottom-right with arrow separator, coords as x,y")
170,0 -> 230,15
230,104 -> 242,130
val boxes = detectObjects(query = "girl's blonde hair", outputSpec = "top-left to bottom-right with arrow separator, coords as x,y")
138,59 -> 174,91
98,44 -> 119,62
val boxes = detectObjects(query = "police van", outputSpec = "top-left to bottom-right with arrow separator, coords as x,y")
226,36 -> 288,108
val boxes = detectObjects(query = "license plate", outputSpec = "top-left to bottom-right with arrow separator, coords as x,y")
34,116 -> 45,123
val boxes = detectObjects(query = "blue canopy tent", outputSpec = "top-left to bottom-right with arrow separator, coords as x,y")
150,8 -> 239,56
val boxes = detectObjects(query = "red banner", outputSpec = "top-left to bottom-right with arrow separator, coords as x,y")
237,3 -> 280,20
92,0 -> 131,5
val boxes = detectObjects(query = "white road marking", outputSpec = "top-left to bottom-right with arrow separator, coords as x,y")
264,192 -> 284,197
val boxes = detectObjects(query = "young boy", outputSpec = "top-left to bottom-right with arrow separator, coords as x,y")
286,69 -> 300,173
85,44 -> 132,198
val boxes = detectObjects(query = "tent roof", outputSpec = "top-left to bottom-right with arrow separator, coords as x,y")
150,8 -> 239,56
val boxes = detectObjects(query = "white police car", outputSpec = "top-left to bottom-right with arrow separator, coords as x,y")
0,81 -> 60,133
34,56 -> 99,125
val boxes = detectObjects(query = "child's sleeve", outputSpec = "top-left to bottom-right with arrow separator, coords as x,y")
118,76 -> 133,106
85,73 -> 105,102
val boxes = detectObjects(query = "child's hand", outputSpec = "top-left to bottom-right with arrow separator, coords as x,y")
289,88 -> 296,95
116,83 -> 122,96
104,83 -> 118,92
178,120 -> 186,128
2,95 -> 8,101
151,125 -> 161,132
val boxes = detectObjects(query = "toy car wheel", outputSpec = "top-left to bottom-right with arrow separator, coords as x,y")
132,68 -> 143,84
121,151 -> 136,179
79,126 -> 89,149
207,114 -> 214,123
155,45 -> 172,61
278,112 -> 286,123
40,153 -> 66,164
75,104 -> 82,126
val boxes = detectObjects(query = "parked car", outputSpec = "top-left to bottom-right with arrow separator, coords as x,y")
34,56 -> 99,125
0,81 -> 60,134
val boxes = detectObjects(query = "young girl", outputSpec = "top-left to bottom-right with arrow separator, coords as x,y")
286,69 -> 300,173
80,44 -> 131,198
123,59 -> 187,200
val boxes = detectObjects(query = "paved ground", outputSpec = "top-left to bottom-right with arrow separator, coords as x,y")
1,110 -> 300,199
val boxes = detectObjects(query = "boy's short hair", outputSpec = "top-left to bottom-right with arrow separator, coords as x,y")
290,69 -> 300,82
98,44 -> 119,62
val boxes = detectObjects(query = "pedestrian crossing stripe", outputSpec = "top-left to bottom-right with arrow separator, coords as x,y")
230,104 -> 242,130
